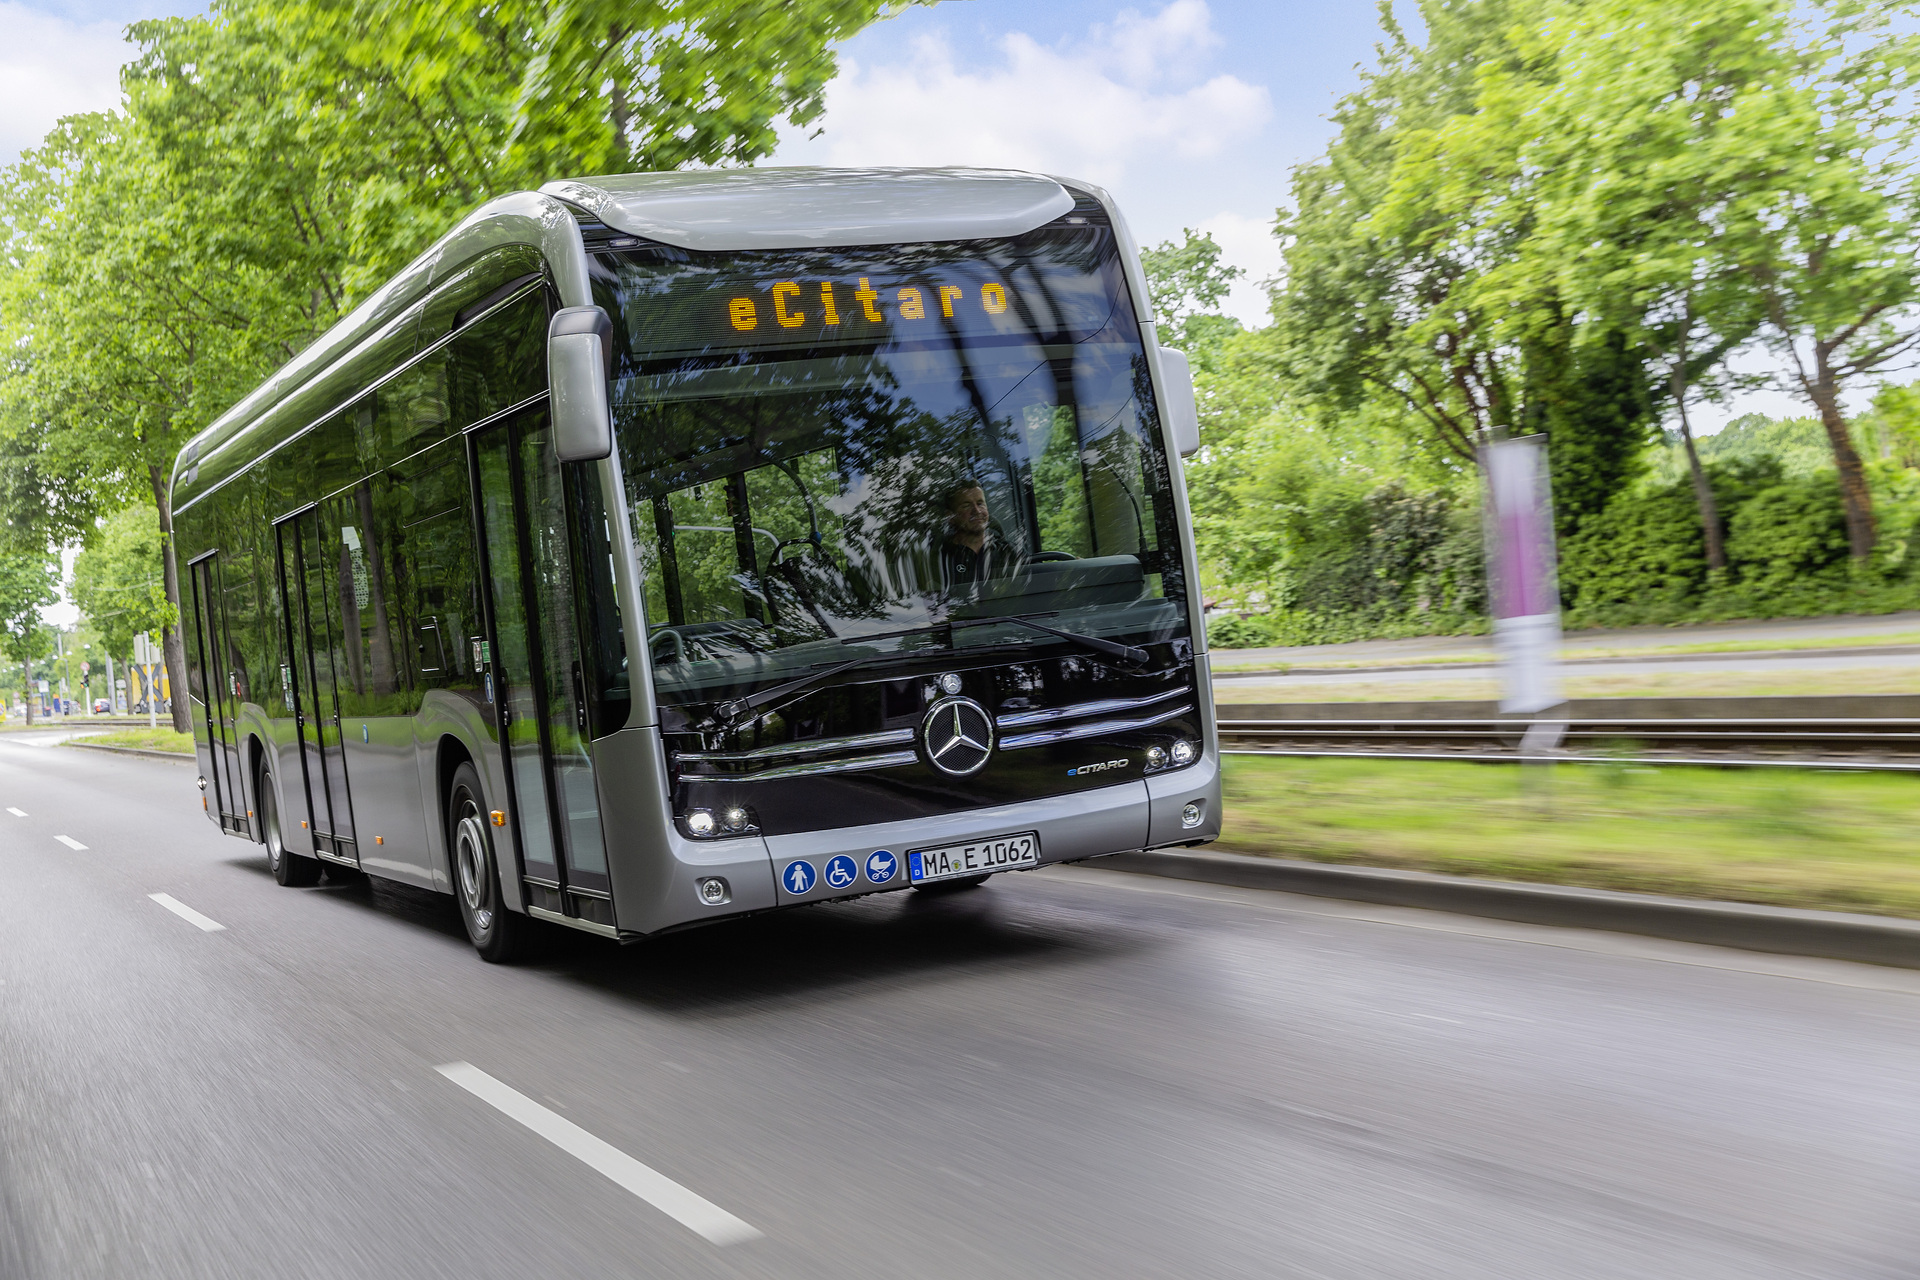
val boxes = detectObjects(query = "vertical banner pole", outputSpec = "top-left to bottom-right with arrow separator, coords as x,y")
1481,435 -> 1566,795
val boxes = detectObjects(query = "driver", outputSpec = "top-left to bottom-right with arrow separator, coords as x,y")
937,479 -> 1017,592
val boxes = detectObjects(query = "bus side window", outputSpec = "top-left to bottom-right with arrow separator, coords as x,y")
395,436 -> 480,697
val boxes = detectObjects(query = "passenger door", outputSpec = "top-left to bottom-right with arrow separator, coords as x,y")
186,552 -> 247,836
274,507 -> 359,865
469,406 -> 613,927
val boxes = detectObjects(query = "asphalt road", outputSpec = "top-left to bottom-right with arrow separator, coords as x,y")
3,732 -> 1917,1279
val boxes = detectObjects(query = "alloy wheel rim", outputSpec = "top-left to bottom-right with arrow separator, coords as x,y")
454,802 -> 492,931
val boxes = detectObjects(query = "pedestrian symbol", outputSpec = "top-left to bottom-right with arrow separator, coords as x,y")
783,860 -> 816,895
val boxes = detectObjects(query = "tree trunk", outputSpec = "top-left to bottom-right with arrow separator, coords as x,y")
21,657 -> 32,727
1670,354 -> 1724,572
150,462 -> 193,734
1805,354 -> 1876,562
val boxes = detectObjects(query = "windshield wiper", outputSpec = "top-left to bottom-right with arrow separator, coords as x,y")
949,612 -> 1150,668
705,614 -> 1150,733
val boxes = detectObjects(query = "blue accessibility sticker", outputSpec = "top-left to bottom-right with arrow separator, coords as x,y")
865,849 -> 898,883
782,859 -> 816,895
823,854 -> 859,889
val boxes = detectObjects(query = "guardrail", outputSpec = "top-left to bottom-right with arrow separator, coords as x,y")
1216,697 -> 1920,770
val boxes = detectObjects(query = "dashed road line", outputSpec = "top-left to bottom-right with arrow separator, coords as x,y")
148,893 -> 225,932
435,1062 -> 761,1246
54,835 -> 86,850
6,807 -> 24,817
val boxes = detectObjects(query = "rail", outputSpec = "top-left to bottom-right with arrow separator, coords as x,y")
1216,710 -> 1920,770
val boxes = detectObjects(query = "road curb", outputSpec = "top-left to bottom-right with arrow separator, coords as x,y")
60,741 -> 193,763
1095,849 -> 1920,970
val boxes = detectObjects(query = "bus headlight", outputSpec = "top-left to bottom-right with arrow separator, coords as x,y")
682,806 -> 757,838
1145,745 -> 1167,770
1171,739 -> 1196,766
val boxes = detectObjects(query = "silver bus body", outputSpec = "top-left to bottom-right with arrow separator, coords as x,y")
172,168 -> 1221,950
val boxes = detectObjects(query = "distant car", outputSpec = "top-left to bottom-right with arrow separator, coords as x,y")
92,699 -> 111,714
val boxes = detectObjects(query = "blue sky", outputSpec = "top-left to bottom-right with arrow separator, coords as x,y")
1,0 -> 1395,324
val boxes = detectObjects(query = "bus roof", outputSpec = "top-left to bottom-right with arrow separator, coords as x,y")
170,168 -> 1102,505
540,167 -> 1074,252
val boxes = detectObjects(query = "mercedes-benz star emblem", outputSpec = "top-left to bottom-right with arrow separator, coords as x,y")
920,696 -> 995,777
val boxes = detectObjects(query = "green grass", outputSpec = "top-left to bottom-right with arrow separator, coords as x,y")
1217,753 -> 1920,919
70,727 -> 194,754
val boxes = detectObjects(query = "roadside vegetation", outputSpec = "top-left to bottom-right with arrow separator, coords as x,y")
1153,0 -> 1920,648
1217,754 -> 1920,918
68,727 -> 194,754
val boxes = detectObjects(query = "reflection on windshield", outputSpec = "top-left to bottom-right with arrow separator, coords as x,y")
596,221 -> 1189,705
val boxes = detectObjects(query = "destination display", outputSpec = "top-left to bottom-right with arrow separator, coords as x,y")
611,243 -> 1120,360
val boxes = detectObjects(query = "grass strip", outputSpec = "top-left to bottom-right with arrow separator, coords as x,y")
71,727 -> 195,754
1216,753 -> 1920,920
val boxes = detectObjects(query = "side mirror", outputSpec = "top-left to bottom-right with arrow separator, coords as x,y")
1156,346 -> 1201,458
548,306 -> 615,462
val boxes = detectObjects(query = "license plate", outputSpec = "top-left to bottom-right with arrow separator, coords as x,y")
908,831 -> 1040,883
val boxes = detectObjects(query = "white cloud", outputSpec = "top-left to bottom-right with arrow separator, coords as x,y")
1196,209 -> 1282,329
771,0 -> 1271,190
0,3 -> 131,168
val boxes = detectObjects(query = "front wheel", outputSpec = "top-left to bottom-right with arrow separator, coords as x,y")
261,763 -> 320,887
447,762 -> 532,963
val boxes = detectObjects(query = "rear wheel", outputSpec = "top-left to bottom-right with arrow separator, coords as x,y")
447,762 -> 531,963
261,763 -> 320,887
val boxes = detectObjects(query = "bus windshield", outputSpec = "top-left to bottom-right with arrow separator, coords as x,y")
595,219 -> 1191,710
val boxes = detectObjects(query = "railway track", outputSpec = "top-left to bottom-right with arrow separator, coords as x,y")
1216,711 -> 1920,770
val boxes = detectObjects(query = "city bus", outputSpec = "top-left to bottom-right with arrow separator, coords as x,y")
173,167 -> 1220,961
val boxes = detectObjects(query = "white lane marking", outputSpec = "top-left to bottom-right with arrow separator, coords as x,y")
435,1062 -> 761,1246
6,808 -> 24,817
54,835 -> 86,850
148,893 -> 226,932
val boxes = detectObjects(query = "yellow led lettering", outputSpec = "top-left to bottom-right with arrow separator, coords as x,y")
981,282 -> 1009,315
937,285 -> 963,317
772,281 -> 805,328
820,281 -> 841,325
856,277 -> 884,322
897,287 -> 926,319
728,297 -> 757,331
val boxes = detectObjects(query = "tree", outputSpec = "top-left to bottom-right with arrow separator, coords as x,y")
71,504 -> 173,661
1141,228 -> 1245,359
0,549 -> 59,725
1525,0 -> 1780,572
1270,0 -> 1661,533
1705,0 -> 1920,562
1,0 -> 924,731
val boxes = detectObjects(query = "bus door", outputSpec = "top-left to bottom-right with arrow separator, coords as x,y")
468,407 -> 613,923
274,509 -> 359,865
186,553 -> 247,836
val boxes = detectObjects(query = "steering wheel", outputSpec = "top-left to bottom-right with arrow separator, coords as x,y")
770,536 -> 828,567
1026,550 -> 1078,563
650,629 -> 687,666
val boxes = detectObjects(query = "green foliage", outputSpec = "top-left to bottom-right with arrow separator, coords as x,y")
70,505 -> 174,657
1140,228 -> 1245,358
0,549 -> 59,667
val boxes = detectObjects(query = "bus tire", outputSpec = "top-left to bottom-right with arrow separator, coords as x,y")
914,874 -> 990,893
447,762 -> 530,963
261,762 -> 320,887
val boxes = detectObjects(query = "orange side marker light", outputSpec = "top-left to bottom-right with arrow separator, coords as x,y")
490,810 -> 506,827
